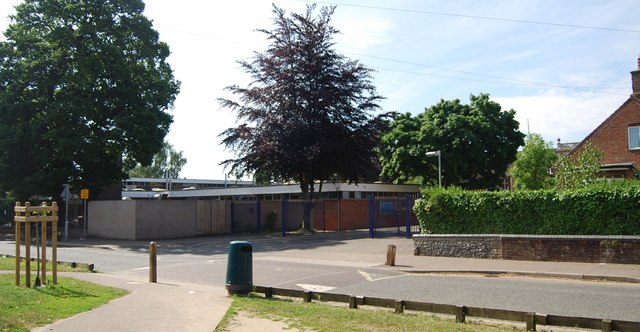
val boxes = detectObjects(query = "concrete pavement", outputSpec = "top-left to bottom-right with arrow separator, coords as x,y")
11,231 -> 640,331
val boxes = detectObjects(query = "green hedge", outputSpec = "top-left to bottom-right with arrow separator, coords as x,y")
413,185 -> 640,235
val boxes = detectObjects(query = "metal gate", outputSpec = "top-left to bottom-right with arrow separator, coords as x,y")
368,194 -> 420,238
280,199 -> 311,236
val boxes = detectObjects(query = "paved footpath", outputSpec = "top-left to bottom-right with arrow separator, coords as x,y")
3,231 -> 638,331
30,272 -> 231,332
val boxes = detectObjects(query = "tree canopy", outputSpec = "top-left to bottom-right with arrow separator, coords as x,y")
129,141 -> 186,179
511,133 -> 557,190
555,142 -> 604,190
219,5 -> 385,212
0,0 -> 179,200
379,94 -> 525,189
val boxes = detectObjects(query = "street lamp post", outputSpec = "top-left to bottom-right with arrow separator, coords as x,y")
425,150 -> 442,187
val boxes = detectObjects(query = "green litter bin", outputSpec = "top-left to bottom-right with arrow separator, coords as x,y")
225,241 -> 253,295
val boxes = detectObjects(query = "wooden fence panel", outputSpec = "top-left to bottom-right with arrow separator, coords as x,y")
196,200 -> 211,235
197,200 -> 229,235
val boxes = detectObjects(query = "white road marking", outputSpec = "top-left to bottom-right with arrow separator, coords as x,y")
297,284 -> 336,292
358,270 -> 403,282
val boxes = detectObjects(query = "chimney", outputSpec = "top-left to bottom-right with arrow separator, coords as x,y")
632,54 -> 640,97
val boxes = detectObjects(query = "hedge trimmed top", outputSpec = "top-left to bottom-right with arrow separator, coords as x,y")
414,184 -> 640,235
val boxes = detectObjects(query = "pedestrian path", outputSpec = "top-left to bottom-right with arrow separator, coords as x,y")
31,272 -> 231,332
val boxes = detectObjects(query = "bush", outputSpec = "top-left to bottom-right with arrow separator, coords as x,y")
413,184 -> 640,235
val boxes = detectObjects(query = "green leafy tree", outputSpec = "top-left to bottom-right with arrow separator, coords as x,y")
129,141 -> 186,179
511,133 -> 557,190
555,142 -> 604,190
378,112 -> 424,184
219,5 -> 385,231
379,94 -> 525,189
0,0 -> 179,201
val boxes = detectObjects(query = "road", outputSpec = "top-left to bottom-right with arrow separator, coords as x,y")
2,233 -> 639,322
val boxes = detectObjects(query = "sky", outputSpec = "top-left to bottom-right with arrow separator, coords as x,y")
1,0 -> 639,180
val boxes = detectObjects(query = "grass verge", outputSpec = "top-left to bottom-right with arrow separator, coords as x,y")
216,294 -> 521,332
0,258 -> 127,332
0,256 -> 93,273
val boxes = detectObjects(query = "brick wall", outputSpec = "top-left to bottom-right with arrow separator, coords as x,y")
413,234 -> 640,264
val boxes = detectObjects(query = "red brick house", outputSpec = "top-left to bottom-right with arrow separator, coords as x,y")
569,56 -> 640,179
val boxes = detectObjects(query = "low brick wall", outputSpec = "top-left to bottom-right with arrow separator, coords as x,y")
413,234 -> 640,264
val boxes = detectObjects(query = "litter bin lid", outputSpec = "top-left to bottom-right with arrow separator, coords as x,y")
230,240 -> 252,245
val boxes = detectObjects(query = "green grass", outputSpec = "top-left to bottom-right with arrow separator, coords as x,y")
0,258 -> 127,332
217,294 -> 521,332
0,256 -> 93,273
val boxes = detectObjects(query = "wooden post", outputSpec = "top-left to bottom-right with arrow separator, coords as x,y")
395,300 -> 405,314
14,202 -> 21,287
52,207 -> 58,284
386,244 -> 396,266
349,296 -> 358,309
526,312 -> 536,331
41,215 -> 47,283
14,201 -> 59,287
455,306 -> 466,323
149,241 -> 157,283
303,291 -> 312,303
25,203 -> 31,287
601,319 -> 612,332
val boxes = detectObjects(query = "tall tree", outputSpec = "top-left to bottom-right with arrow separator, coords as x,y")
380,94 -> 525,189
129,141 -> 187,179
0,0 -> 179,200
219,4 -> 385,230
511,133 -> 557,190
555,142 -> 604,190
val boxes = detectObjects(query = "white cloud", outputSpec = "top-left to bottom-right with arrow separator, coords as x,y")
495,90 -> 628,145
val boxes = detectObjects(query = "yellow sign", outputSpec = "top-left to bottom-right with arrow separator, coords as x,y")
80,188 -> 89,200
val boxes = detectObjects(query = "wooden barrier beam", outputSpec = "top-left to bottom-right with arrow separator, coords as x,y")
248,286 -> 640,332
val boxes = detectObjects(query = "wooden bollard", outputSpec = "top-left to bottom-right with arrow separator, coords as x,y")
386,244 -> 396,266
149,241 -> 157,283
526,312 -> 536,331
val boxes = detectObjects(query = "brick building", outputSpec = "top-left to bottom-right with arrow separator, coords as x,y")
568,56 -> 640,178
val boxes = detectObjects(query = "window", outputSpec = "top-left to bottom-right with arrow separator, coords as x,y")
629,126 -> 640,150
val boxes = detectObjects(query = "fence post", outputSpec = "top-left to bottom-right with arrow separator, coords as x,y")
256,200 -> 261,233
455,306 -> 467,323
395,300 -> 405,314
40,217 -> 47,284
526,312 -> 536,331
368,195 -> 375,238
601,319 -> 612,332
14,202 -> 21,286
149,241 -> 157,283
404,194 -> 412,238
281,198 -> 287,237
25,203 -> 31,287
303,291 -> 312,303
